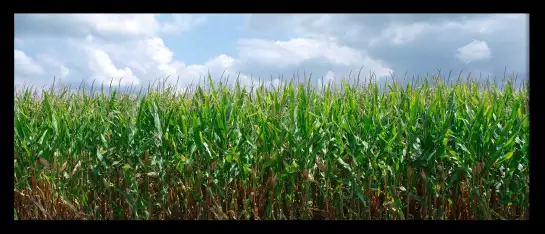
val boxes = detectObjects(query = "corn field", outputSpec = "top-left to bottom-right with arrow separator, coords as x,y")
14,73 -> 529,220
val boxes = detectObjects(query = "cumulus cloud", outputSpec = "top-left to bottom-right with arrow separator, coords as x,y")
376,22 -> 431,45
84,47 -> 139,85
14,14 -> 218,90
246,14 -> 528,78
14,49 -> 43,76
246,14 -> 370,44
238,38 -> 366,67
60,65 -> 70,78
324,71 -> 336,82
15,14 -> 205,42
236,38 -> 393,80
369,15 -> 526,47
160,14 -> 207,35
14,13 -> 269,93
456,40 -> 492,64
314,71 -> 339,91
14,14 -> 528,92
15,14 -> 158,42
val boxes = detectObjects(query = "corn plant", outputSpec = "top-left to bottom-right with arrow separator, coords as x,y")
14,73 -> 529,220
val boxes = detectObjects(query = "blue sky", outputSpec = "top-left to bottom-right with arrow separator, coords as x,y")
14,14 -> 528,90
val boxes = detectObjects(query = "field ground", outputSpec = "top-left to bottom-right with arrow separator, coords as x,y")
14,74 -> 529,220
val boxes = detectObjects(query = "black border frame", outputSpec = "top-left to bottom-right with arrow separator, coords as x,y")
7,4 -> 537,234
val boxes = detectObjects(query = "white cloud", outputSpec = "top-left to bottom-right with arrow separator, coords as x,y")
376,22 -> 431,45
251,14 -> 526,50
14,49 -> 43,76
14,14 -> 218,90
245,14 -> 526,77
441,14 -> 527,35
177,54 -> 253,87
456,40 -> 491,64
79,36 -> 247,89
85,14 -> 160,38
246,14 -> 367,44
207,54 -> 235,69
84,47 -> 139,85
16,14 -> 159,40
14,14 -> 528,92
60,65 -> 70,78
160,14 -> 207,35
316,71 -> 337,91
144,37 -> 174,65
15,14 -> 206,41
368,14 -> 528,47
324,71 -> 336,82
237,38 -> 392,77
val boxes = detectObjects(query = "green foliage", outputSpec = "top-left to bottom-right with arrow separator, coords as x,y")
14,74 -> 529,220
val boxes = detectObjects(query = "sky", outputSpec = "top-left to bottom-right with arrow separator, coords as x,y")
14,14 -> 529,91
